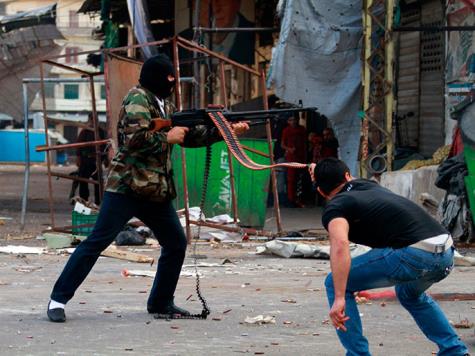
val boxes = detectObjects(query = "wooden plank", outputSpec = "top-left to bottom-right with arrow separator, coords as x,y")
400,61 -> 419,69
399,46 -> 420,56
399,38 -> 420,48
398,104 -> 419,111
398,75 -> 419,83
399,67 -> 420,76
398,97 -> 420,105
101,246 -> 154,264
399,32 -> 420,41
398,89 -> 419,98
399,53 -> 420,63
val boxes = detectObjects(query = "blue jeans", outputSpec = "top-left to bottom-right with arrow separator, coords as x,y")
325,246 -> 468,356
51,192 -> 187,309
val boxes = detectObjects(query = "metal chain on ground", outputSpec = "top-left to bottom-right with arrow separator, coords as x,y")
192,144 -> 212,318
154,146 -> 212,321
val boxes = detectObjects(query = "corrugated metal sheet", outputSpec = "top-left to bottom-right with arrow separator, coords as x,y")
419,0 -> 445,157
104,53 -> 142,150
396,7 -> 420,148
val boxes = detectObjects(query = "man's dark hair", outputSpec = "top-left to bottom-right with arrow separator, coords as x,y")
314,158 -> 350,194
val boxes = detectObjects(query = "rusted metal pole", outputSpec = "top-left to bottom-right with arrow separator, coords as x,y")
20,82 -> 29,231
260,69 -> 282,233
219,61 -> 238,224
177,36 -> 260,76
193,27 -> 278,33
39,62 -> 55,228
173,37 -> 193,243
384,0 -> 395,172
361,0 -> 372,178
43,60 -> 98,76
50,171 -> 99,185
43,38 -> 171,62
88,75 -> 104,201
36,139 -> 110,152
219,61 -> 228,108
189,219 -> 274,237
192,0 -> 201,109
241,145 -> 270,158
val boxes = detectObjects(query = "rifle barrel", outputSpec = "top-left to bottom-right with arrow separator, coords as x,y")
170,107 -> 317,127
225,107 -> 317,120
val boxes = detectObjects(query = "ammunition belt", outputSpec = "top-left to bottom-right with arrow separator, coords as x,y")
208,111 -> 308,170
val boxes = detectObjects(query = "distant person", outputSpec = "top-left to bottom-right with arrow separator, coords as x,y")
75,113 -> 106,205
209,0 -> 254,64
281,116 -> 307,207
306,132 -> 324,205
322,127 -> 339,158
310,158 -> 469,356
181,0 -> 255,65
308,132 -> 323,163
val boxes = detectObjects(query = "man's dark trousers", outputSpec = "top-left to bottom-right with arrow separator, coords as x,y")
51,191 -> 187,309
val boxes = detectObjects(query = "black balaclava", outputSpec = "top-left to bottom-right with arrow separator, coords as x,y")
139,54 -> 176,99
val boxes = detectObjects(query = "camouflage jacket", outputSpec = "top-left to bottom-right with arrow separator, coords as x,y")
106,86 -> 221,202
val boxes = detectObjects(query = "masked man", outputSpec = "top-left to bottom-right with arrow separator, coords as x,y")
47,54 -> 248,322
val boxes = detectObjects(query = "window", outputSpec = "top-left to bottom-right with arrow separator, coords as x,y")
100,85 -> 106,100
69,10 -> 79,28
44,83 -> 55,98
65,47 -> 80,64
64,84 -> 79,99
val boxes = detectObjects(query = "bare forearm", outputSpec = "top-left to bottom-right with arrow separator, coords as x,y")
328,218 -> 351,299
330,240 -> 351,299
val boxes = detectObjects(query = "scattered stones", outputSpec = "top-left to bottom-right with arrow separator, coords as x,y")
281,299 -> 297,304
451,318 -> 474,329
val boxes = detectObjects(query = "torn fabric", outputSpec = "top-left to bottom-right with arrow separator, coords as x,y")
126,0 -> 157,59
270,0 -> 362,173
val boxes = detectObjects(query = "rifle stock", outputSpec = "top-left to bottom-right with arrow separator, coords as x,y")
149,119 -> 172,132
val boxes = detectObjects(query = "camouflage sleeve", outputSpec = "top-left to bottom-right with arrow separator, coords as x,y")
182,125 -> 222,148
122,92 -> 168,154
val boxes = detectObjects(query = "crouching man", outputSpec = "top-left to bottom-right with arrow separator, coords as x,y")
311,158 -> 469,356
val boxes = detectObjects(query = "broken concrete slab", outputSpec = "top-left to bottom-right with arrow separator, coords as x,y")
256,240 -> 475,267
255,240 -> 370,259
244,315 -> 276,325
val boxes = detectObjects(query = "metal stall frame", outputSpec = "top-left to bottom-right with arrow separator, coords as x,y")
35,56 -> 108,233
361,0 -> 396,177
35,36 -> 284,238
174,36 -> 283,240
20,77 -> 106,231
360,1 -> 475,177
34,39 -> 174,233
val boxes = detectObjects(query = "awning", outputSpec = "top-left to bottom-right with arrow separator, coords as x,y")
0,113 -> 13,121
0,3 -> 57,32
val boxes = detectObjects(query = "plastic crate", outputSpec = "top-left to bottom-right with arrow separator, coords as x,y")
72,210 -> 98,236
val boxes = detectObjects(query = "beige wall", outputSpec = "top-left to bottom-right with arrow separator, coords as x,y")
10,0 -> 105,116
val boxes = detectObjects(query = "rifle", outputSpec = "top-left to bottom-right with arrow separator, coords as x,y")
150,107 -> 317,132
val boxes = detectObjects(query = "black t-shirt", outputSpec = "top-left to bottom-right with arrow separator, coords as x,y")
322,179 -> 447,248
